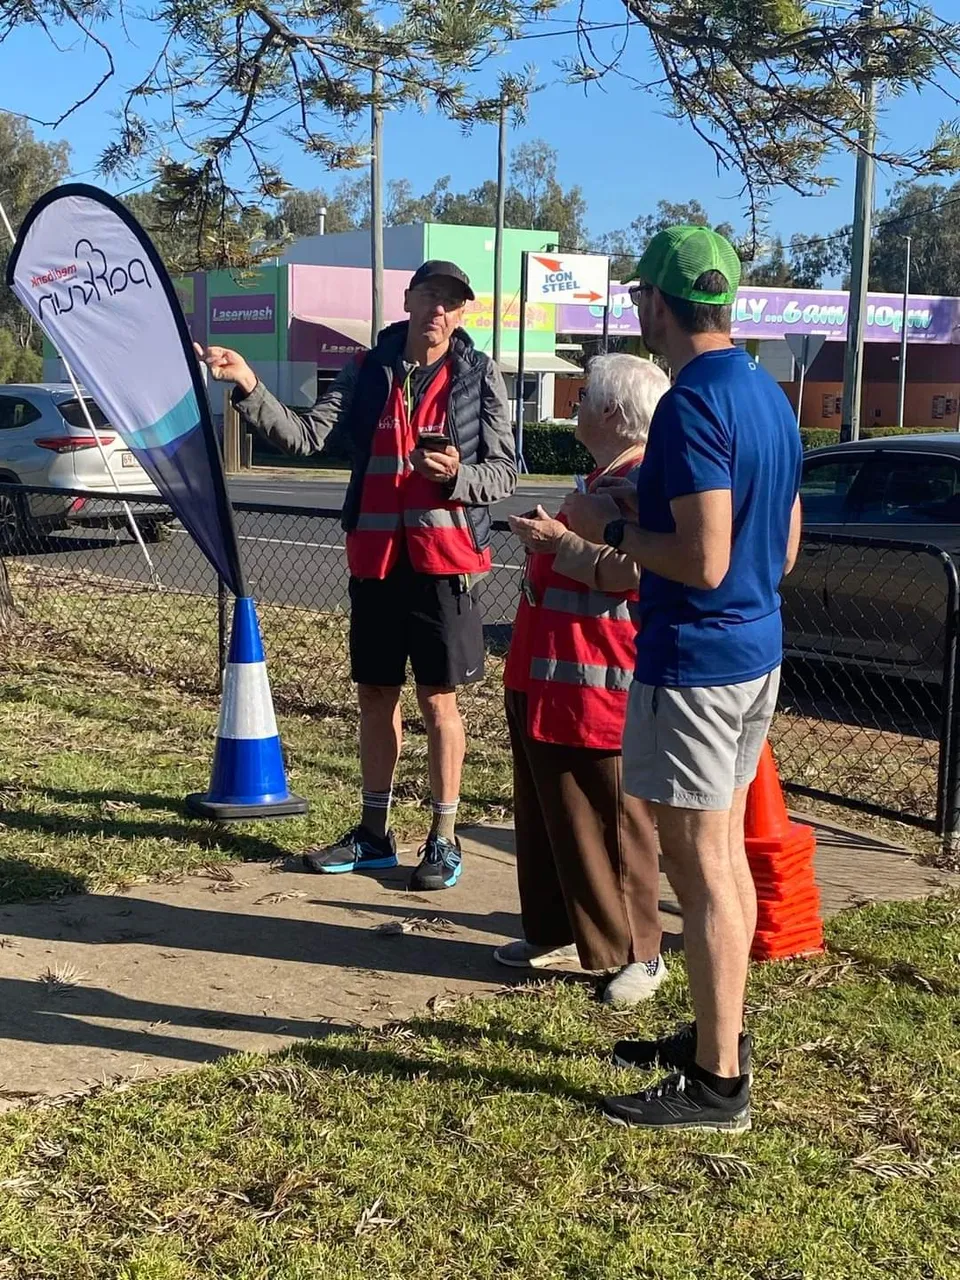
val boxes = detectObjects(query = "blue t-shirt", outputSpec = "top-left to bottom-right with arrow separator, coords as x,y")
633,347 -> 802,688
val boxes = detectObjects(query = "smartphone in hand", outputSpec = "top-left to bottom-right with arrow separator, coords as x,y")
417,432 -> 453,451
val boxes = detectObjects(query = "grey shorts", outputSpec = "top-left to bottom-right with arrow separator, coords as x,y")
622,669 -> 781,811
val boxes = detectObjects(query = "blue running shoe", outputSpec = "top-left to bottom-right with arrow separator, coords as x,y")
408,835 -> 462,891
302,825 -> 398,874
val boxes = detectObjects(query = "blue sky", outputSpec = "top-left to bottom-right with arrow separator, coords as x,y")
3,0 -> 960,249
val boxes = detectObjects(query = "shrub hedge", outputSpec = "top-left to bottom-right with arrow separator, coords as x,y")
259,421 -> 954,475
800,424 -> 947,451
520,423 -> 594,475
523,423 -> 953,473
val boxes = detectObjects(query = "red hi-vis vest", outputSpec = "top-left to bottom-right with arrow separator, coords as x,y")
504,453 -> 642,750
346,358 -> 492,580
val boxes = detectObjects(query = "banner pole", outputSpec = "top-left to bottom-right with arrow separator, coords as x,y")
0,198 -> 160,586
217,576 -> 229,688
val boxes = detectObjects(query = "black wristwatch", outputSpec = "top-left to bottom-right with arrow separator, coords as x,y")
603,517 -> 626,549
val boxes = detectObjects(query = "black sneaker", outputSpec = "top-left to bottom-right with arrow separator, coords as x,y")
612,1023 -> 752,1078
302,826 -> 398,874
602,1071 -> 751,1132
408,835 -> 462,891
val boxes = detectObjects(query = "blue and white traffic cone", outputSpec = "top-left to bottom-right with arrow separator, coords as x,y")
186,596 -> 308,820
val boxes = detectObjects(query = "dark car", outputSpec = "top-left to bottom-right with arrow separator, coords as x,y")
783,433 -> 960,683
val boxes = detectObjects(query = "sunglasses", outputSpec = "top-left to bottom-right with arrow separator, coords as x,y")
414,285 -> 467,311
628,283 -> 653,306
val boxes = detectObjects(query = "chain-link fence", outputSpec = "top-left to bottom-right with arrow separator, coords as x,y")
2,482 -> 958,846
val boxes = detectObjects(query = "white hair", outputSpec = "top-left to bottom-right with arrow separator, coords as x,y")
582,353 -> 670,444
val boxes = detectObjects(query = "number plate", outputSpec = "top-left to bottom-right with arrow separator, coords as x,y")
120,451 -> 136,468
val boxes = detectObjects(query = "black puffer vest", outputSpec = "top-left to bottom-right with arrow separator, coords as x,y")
341,322 -> 491,552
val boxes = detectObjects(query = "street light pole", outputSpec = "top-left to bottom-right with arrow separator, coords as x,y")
840,0 -> 878,444
492,95 -> 508,366
897,235 -> 912,431
370,59 -> 384,348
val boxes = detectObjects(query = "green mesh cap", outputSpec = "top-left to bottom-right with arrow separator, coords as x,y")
637,226 -> 741,305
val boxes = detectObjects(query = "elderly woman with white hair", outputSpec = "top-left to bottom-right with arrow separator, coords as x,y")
497,353 -> 671,1006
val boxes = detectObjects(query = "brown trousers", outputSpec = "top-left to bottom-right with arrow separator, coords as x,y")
505,689 -> 662,972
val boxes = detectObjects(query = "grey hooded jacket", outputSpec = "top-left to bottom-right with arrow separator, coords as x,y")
233,321 -> 517,549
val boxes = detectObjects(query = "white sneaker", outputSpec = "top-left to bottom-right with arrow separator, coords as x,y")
493,939 -> 581,970
602,956 -> 668,1007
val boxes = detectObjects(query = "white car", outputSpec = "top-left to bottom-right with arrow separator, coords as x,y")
0,383 -> 173,550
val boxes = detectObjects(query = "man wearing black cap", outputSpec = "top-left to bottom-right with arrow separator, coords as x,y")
196,260 -> 516,891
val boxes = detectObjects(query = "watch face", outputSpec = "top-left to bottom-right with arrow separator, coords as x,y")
605,518 -> 625,548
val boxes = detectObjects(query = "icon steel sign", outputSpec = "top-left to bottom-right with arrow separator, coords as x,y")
525,252 -> 610,306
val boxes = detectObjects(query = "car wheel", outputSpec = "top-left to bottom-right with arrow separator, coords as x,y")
0,490 -> 27,554
137,518 -> 174,544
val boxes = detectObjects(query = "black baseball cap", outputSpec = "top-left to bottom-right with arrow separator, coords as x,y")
408,260 -> 474,301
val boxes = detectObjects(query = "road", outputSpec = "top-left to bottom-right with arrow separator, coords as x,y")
13,472 -> 567,624
227,473 -> 570,519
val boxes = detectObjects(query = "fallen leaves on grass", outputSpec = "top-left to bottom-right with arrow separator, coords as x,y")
694,1153 -> 755,1183
244,1171 -> 328,1224
855,1106 -> 923,1158
375,915 -> 453,936
254,890 -> 307,906
786,959 -> 855,989
0,1175 -> 41,1202
883,960 -> 954,996
229,1064 -> 323,1096
850,1146 -> 939,1181
355,1195 -> 399,1237
426,993 -> 459,1013
197,864 -> 241,882
36,964 -> 84,995
30,1138 -> 67,1166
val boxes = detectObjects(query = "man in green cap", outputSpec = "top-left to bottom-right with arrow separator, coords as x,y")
562,226 -> 803,1132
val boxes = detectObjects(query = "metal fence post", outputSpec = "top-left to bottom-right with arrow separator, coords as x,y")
936,553 -> 960,858
217,576 -> 229,691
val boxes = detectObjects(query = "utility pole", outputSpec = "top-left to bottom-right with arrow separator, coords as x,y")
839,0 -> 878,444
515,251 -> 529,473
492,94 -> 508,366
896,235 -> 912,431
370,59 -> 384,347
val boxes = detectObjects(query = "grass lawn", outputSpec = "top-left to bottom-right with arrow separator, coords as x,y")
6,560 -> 949,866
0,893 -> 958,1278
0,644 -> 510,905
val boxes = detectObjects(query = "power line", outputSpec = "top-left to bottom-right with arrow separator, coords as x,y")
790,189 -> 960,253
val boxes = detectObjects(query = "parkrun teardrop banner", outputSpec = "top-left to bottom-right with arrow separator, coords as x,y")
6,184 -> 307,821
5,182 -> 245,594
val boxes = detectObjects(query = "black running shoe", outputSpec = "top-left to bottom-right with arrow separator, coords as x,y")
612,1023 -> 752,1078
302,825 -> 398,874
408,835 -> 462,891
602,1071 -> 751,1132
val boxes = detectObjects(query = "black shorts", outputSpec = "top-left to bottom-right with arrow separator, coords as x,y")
349,556 -> 485,688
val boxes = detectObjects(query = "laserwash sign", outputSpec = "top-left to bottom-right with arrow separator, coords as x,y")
524,252 -> 609,306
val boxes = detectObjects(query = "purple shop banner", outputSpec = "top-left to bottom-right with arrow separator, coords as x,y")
558,285 -> 960,344
209,293 -> 276,334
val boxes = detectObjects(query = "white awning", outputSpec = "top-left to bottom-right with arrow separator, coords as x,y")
290,315 -> 372,347
497,352 -> 584,375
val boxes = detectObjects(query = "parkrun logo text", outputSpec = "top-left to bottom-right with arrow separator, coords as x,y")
33,239 -> 151,322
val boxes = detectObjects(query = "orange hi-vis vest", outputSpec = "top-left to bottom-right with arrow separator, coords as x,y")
346,357 -> 492,580
504,451 -> 642,750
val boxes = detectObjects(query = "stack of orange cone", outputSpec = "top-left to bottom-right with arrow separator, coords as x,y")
745,743 -> 824,961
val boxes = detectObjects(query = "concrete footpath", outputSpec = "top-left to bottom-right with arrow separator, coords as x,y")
0,820 -> 953,1109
